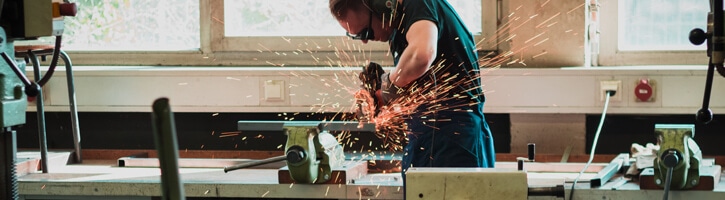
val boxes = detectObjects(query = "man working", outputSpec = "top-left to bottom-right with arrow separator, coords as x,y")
329,0 -> 494,175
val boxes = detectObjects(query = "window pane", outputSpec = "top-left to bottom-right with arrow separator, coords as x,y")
224,0 -> 340,37
61,0 -> 200,51
619,0 -> 708,51
224,0 -> 481,37
449,0 -> 482,34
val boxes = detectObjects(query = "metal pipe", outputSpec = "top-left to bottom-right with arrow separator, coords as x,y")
224,155 -> 286,173
61,50 -> 81,163
528,185 -> 565,197
663,166 -> 674,200
151,98 -> 185,200
28,51 -> 49,173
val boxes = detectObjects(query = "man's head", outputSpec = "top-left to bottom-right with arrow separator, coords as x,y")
329,0 -> 394,43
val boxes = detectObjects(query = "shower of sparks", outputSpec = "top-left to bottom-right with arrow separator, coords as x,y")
213,4 -> 575,189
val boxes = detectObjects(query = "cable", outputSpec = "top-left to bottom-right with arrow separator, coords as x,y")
568,90 -> 614,200
37,35 -> 63,86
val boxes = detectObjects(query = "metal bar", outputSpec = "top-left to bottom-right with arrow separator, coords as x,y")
28,51 -> 48,174
223,155 -> 286,173
237,121 -> 376,132
117,157 -> 285,169
60,50 -> 81,163
151,98 -> 185,200
0,52 -> 31,87
589,153 -> 628,188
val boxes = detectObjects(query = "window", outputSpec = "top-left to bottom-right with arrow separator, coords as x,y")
62,0 -> 200,51
597,0 -> 709,66
223,0 -> 481,37
53,0 -> 493,66
618,0 -> 708,51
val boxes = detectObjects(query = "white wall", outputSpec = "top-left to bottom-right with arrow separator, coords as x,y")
29,65 -> 725,114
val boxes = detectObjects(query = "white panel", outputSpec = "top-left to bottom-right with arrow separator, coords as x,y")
289,74 -> 357,112
485,76 -> 595,107
47,76 -> 259,107
662,76 -> 714,108
29,66 -> 725,114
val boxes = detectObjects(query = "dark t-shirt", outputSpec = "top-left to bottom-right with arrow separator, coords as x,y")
389,0 -> 495,169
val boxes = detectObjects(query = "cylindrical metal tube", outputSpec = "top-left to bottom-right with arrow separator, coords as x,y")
29,51 -> 49,173
61,51 -> 82,163
151,98 -> 185,200
528,185 -> 565,197
224,155 -> 286,173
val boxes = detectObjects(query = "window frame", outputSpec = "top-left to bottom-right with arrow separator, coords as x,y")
596,0 -> 709,66
63,0 -> 497,66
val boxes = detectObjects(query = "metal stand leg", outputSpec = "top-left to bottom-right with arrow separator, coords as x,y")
60,51 -> 81,163
152,98 -> 186,200
27,51 -> 49,173
1,127 -> 19,200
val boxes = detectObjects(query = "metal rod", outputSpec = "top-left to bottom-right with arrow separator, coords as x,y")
0,52 -> 31,87
528,185 -> 565,197
61,51 -> 81,163
663,166 -> 674,200
151,98 -> 185,200
29,51 -> 48,174
224,155 -> 286,173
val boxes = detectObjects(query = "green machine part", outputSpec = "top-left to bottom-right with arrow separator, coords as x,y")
285,126 -> 328,184
0,28 -> 28,128
653,124 -> 702,189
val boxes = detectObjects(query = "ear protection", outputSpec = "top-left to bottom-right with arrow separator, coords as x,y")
367,0 -> 397,18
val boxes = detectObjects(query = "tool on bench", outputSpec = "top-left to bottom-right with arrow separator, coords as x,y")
357,62 -> 385,120
227,121 -> 375,184
652,124 -> 702,190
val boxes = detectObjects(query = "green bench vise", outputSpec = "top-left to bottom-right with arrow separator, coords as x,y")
234,121 -> 375,184
653,124 -> 702,189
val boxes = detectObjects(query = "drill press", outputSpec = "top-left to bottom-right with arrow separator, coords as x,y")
0,0 -> 76,199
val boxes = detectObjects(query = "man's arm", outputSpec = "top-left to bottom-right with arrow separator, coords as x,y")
389,20 -> 438,87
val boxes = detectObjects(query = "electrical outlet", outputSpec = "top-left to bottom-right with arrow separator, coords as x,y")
600,80 -> 622,101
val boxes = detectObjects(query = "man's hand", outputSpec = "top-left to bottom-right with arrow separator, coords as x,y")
358,62 -> 385,115
380,72 -> 406,106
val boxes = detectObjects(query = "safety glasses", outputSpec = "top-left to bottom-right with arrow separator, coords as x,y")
346,11 -> 375,40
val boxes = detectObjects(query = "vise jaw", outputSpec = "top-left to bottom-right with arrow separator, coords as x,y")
653,124 -> 702,189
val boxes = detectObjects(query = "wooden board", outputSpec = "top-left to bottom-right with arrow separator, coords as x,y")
640,165 -> 722,190
278,161 -> 368,184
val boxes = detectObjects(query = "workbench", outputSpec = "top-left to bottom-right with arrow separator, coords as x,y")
14,151 -> 725,200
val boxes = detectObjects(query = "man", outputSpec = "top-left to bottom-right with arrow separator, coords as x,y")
329,0 -> 494,174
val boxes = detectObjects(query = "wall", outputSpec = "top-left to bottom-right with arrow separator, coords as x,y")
28,66 -> 725,155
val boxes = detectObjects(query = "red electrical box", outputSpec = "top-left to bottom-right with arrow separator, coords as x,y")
635,78 -> 655,102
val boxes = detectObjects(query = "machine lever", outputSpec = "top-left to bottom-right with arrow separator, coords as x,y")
1,52 -> 39,97
693,0 -> 724,124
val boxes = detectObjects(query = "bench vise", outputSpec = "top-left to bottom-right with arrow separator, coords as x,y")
653,124 -> 702,189
231,121 -> 375,184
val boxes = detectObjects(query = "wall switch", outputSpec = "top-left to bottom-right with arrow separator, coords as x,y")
264,80 -> 285,101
